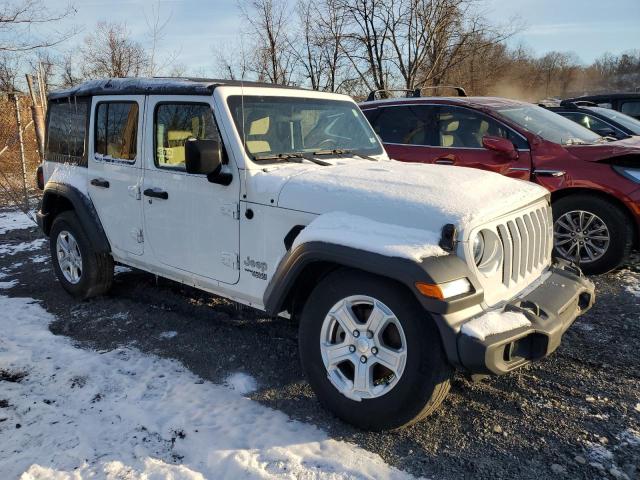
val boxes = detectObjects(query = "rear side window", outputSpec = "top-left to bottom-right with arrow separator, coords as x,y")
46,98 -> 89,165
94,102 -> 139,162
154,103 -> 220,171
370,105 -> 437,145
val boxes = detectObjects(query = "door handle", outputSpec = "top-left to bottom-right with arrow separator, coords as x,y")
90,178 -> 110,188
435,157 -> 455,165
143,188 -> 169,200
534,169 -> 565,177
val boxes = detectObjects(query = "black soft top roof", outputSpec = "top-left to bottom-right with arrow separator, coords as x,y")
48,77 -> 303,101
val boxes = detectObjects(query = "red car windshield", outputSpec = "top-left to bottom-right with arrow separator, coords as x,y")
496,104 -> 603,145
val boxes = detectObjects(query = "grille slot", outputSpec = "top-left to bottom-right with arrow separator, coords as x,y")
497,205 -> 552,289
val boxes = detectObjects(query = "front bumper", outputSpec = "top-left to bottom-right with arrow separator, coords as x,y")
457,261 -> 595,375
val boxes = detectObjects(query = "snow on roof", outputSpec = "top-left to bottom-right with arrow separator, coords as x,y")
49,77 -> 304,101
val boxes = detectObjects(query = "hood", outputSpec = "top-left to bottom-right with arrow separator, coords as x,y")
275,160 -> 548,236
565,137 -> 640,164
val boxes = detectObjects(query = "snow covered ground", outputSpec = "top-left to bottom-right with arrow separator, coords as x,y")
0,209 -> 36,235
0,293 -> 415,479
0,202 -> 414,480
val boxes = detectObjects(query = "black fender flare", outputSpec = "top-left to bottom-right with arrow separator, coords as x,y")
263,241 -> 484,316
264,242 -> 484,361
38,182 -> 111,254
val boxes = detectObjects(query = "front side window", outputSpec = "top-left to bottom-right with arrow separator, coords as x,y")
496,104 -> 602,145
621,101 -> 640,119
435,106 -> 526,149
95,102 -> 139,161
227,96 -> 383,159
155,103 -> 220,170
46,98 -> 89,165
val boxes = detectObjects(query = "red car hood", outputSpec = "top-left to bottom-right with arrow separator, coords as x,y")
564,137 -> 640,163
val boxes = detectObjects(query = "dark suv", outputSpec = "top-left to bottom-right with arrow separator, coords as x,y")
544,100 -> 640,139
360,93 -> 640,274
564,93 -> 640,120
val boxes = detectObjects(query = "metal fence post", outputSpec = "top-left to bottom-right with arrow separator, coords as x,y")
12,94 -> 30,213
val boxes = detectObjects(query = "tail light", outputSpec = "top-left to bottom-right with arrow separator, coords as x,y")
36,166 -> 44,190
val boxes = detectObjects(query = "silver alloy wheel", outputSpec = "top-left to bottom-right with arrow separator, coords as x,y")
56,230 -> 83,284
554,210 -> 610,264
319,295 -> 407,401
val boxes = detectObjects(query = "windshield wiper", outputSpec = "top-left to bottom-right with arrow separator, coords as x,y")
252,153 -> 304,162
253,152 -> 331,166
313,149 -> 378,161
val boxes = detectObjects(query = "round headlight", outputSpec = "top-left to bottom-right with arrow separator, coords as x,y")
473,233 -> 485,265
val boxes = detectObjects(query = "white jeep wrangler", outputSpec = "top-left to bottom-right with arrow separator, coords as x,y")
37,78 -> 595,431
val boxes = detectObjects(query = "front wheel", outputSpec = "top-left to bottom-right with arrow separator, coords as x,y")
552,195 -> 632,275
298,269 -> 452,431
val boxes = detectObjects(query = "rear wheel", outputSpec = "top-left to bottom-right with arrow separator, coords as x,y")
552,194 -> 632,274
298,269 -> 452,431
50,211 -> 114,299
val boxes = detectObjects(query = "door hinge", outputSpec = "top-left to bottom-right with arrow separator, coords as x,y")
221,202 -> 240,220
136,229 -> 144,243
128,184 -> 142,200
221,252 -> 240,270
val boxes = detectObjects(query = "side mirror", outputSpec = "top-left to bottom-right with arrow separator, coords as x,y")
184,138 -> 232,185
482,135 -> 519,160
594,128 -> 617,138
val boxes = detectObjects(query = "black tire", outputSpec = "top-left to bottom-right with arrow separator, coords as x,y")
50,211 -> 114,300
552,194 -> 632,275
298,269 -> 452,431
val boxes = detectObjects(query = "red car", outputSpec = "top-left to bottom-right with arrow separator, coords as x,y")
360,94 -> 640,274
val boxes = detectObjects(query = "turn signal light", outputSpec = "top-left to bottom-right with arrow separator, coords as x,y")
415,282 -> 444,300
415,278 -> 473,300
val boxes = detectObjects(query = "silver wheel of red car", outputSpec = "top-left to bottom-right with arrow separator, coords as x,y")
552,195 -> 632,274
554,210 -> 610,264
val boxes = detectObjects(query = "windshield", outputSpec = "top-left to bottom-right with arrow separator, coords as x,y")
495,104 -> 602,145
588,107 -> 640,135
227,95 -> 383,159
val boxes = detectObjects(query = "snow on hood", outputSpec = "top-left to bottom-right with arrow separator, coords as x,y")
292,212 -> 447,261
276,160 -> 547,234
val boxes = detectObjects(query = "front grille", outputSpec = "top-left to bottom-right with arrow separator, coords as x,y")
496,204 -> 552,288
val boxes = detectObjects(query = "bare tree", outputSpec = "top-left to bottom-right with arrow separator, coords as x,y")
293,0 -> 347,91
81,22 -> 149,79
0,53 -> 20,91
339,0 -> 391,93
145,1 -> 181,76
239,0 -> 297,85
214,37 -> 251,80
60,50 -> 80,87
0,0 -> 77,52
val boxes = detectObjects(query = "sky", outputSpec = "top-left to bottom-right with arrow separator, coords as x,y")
42,0 -> 640,76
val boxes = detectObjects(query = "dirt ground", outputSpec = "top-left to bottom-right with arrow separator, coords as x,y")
1,217 -> 638,480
